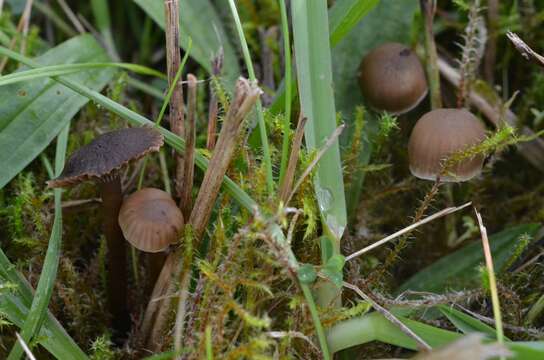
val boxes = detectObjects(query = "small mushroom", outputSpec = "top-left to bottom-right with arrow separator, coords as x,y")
48,127 -> 163,335
118,188 -> 184,253
408,108 -> 487,182
358,42 -> 428,115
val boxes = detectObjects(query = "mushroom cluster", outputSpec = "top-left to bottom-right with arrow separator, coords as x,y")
358,43 -> 488,183
48,126 -> 171,337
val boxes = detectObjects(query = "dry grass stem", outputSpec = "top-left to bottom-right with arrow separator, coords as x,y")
189,78 -> 262,240
164,0 -> 185,198
279,115 -> 307,203
474,208 -> 505,351
56,0 -> 85,34
173,266 -> 192,358
180,74 -> 197,218
506,31 -> 544,68
207,49 -> 224,150
346,202 -> 472,261
339,279 -> 432,351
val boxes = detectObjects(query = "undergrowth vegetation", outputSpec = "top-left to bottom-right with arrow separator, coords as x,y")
1,0 -> 544,359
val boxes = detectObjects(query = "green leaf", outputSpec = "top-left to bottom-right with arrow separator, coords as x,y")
398,224 -> 540,293
292,0 -> 347,244
0,34 -> 115,189
438,305 -> 510,340
298,264 -> 317,284
132,0 -> 239,82
327,312 -> 461,353
0,249 -> 88,359
509,342 -> 544,360
329,0 -> 380,47
321,268 -> 343,288
324,254 -> 346,272
8,124 -> 69,359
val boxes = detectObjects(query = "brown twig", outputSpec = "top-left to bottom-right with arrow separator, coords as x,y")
279,114 -> 307,203
438,56 -> 544,173
180,74 -> 197,218
506,31 -> 544,69
164,0 -> 185,198
419,0 -> 442,109
207,48 -> 224,151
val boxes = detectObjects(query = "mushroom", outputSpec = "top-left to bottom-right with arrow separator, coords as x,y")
48,126 -> 164,335
118,188 -> 184,287
358,42 -> 428,115
118,188 -> 184,253
408,108 -> 487,182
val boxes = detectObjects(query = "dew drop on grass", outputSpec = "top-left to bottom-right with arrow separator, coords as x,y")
316,187 -> 333,212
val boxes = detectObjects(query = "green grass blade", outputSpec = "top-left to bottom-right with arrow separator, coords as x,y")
398,224 -> 540,293
278,0 -> 293,185
329,0 -> 380,46
0,35 -> 115,189
0,62 -> 165,87
90,0 -> 119,60
7,124 -> 69,359
438,305 -> 510,340
0,44 -> 257,212
270,0 -> 381,115
291,0 -> 347,243
133,0 -> 240,83
227,0 -> 273,194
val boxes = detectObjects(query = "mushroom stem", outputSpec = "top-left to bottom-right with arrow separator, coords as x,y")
99,177 -> 130,336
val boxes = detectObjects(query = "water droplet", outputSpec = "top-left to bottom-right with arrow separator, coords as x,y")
316,187 -> 333,212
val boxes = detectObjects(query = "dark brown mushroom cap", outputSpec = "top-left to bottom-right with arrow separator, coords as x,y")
408,109 -> 487,182
48,127 -> 163,188
118,188 -> 184,253
358,42 -> 428,115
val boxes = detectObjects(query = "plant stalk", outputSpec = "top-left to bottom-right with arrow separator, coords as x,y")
419,0 -> 441,109
278,0 -> 293,184
99,177 -> 130,338
164,0 -> 185,199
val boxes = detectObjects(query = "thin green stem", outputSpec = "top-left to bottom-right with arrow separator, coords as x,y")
278,0 -> 292,184
300,283 -> 331,360
227,0 -> 274,194
420,0 -> 442,109
205,325 -> 213,360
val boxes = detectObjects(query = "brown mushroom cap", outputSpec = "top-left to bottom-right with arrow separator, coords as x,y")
118,188 -> 184,253
358,42 -> 428,115
47,127 -> 163,188
408,108 -> 487,182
